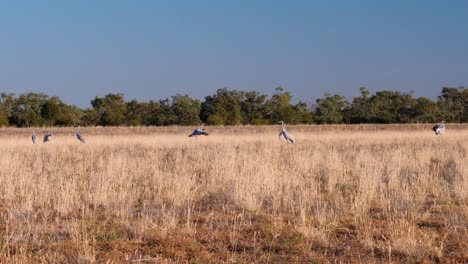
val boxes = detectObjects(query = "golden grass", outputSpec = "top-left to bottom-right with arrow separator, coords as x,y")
0,125 -> 467,263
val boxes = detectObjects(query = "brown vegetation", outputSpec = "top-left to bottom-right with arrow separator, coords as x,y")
0,125 -> 467,263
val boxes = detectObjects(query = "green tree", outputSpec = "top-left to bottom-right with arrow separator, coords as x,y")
241,91 -> 268,125
437,87 -> 466,123
91,93 -> 127,126
200,88 -> 243,125
0,93 -> 15,127
348,87 -> 372,123
159,98 -> 176,125
463,88 -> 468,122
294,101 -> 315,124
10,93 -> 48,127
55,103 -> 84,126
140,101 -> 163,126
41,97 -> 61,126
171,94 -> 201,125
368,91 -> 416,123
206,113 -> 225,125
266,87 -> 296,123
81,109 -> 99,126
125,99 -> 144,126
412,97 -> 438,123
314,93 -> 349,124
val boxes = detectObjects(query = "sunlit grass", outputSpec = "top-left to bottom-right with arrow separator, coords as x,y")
0,125 -> 466,262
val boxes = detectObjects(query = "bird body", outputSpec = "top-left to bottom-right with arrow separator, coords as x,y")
32,130 -> 36,144
433,121 -> 446,135
189,124 -> 209,137
43,132 -> 52,143
76,127 -> 85,143
278,121 -> 294,143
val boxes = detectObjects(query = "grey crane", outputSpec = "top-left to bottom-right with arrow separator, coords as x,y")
189,123 -> 209,137
76,126 -> 85,143
278,121 -> 294,143
433,121 -> 446,135
43,132 -> 52,143
32,130 -> 36,144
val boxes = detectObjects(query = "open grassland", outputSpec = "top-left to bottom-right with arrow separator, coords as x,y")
0,125 -> 467,263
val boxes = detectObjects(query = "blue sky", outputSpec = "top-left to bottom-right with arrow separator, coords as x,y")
1,0 -> 467,108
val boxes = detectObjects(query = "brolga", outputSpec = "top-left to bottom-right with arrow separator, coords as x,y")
76,127 -> 85,143
278,121 -> 295,143
32,130 -> 36,144
43,132 -> 52,143
188,123 -> 209,138
433,121 -> 446,135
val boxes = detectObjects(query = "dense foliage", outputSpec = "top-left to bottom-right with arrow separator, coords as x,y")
0,86 -> 466,127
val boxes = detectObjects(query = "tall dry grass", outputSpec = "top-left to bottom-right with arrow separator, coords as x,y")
0,125 -> 466,263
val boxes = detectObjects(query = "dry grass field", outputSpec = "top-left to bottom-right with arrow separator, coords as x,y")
0,124 -> 467,263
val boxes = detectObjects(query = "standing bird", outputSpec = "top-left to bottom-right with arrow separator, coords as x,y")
32,130 -> 36,144
43,132 -> 52,143
433,121 -> 446,135
188,123 -> 209,137
76,127 -> 85,143
278,121 -> 294,143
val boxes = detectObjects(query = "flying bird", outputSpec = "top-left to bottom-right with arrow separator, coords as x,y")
278,121 -> 294,143
433,121 -> 446,135
32,130 -> 36,144
76,127 -> 85,143
189,123 -> 209,137
43,132 -> 52,143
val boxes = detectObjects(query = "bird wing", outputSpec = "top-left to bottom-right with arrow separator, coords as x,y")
189,129 -> 201,137
283,130 -> 295,143
77,133 -> 85,142
433,125 -> 439,133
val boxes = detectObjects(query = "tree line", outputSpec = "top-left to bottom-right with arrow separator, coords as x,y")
0,86 -> 466,127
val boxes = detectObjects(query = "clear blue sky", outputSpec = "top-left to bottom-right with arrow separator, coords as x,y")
1,0 -> 467,108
